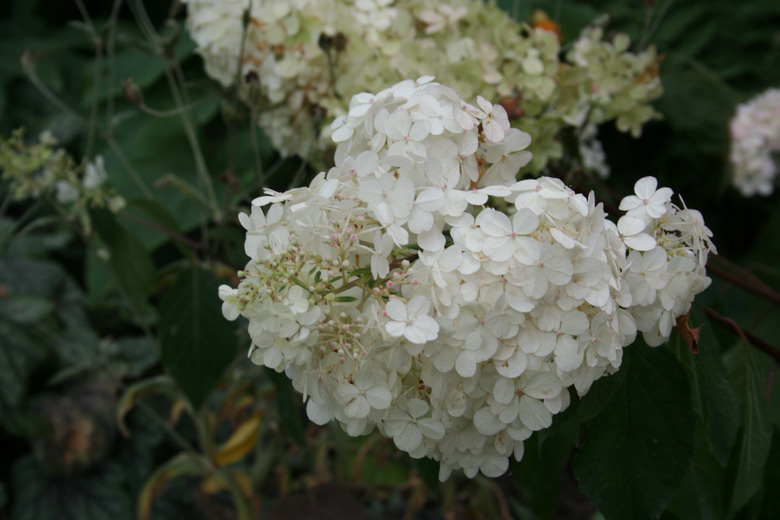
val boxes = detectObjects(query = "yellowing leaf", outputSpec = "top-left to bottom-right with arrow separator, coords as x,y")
138,452 -> 208,520
116,375 -> 183,437
200,470 -> 253,498
214,411 -> 263,467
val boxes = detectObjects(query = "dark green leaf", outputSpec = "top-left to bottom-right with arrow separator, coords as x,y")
159,266 -> 239,408
0,296 -> 53,323
127,198 -> 183,234
108,337 -> 160,379
6,228 -> 72,258
513,398 -> 581,518
116,406 -> 167,496
667,426 -> 728,520
266,368 -> 305,444
575,364 -> 628,422
725,342 -> 773,516
758,427 -> 780,518
574,345 -> 694,520
51,326 -> 101,369
85,36 -> 194,102
671,308 -> 740,464
11,457 -> 131,520
0,320 -> 48,409
0,257 -> 67,299
91,209 -> 156,312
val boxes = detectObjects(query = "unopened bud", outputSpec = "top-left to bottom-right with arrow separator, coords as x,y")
123,79 -> 144,105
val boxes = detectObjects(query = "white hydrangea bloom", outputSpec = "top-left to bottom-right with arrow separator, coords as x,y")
729,88 -> 780,196
182,0 -> 662,173
220,80 -> 713,480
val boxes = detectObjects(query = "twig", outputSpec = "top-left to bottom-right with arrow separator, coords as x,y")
709,256 -> 780,306
119,209 -> 203,250
703,306 -> 780,364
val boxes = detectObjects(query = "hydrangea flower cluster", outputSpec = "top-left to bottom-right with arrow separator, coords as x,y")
729,88 -> 780,196
219,79 -> 714,480
183,0 -> 662,175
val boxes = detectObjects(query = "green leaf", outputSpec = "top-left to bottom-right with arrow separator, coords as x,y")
667,426 -> 728,520
127,198 -> 184,233
758,427 -> 780,518
266,369 -> 305,444
513,399 -> 580,518
574,345 -> 695,520
126,198 -> 188,252
576,364 -> 628,422
0,320 -> 48,410
116,406 -> 167,496
671,308 -> 740,465
85,36 -> 194,102
11,457 -> 132,520
91,209 -> 156,312
725,342 -> 773,516
159,267 -> 240,408
107,336 -> 160,379
47,326 -> 101,376
0,296 -> 53,323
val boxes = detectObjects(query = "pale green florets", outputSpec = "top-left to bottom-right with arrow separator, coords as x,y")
183,0 -> 662,175
0,129 -> 125,232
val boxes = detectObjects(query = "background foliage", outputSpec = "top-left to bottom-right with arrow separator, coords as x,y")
1,0 -> 779,519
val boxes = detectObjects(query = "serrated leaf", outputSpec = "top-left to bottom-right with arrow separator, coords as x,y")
159,267 -> 240,408
574,345 -> 694,520
726,342 -> 773,516
672,308 -> 740,464
12,457 -> 131,520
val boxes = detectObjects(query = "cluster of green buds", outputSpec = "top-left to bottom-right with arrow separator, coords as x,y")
0,129 -> 125,233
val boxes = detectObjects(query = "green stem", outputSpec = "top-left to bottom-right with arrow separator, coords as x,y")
129,0 -> 221,222
218,468 -> 254,520
136,400 -> 200,454
75,0 -> 101,158
22,58 -> 154,198
105,0 -> 124,129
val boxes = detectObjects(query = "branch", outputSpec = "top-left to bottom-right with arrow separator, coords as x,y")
119,210 -> 203,251
703,306 -> 780,364
709,256 -> 780,306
